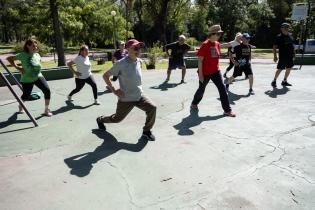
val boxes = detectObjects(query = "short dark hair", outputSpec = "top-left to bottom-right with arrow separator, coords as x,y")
23,39 -> 38,53
78,44 -> 89,56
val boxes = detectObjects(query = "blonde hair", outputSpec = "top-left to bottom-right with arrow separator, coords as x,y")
235,32 -> 242,40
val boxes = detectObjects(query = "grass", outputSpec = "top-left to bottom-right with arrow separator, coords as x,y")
220,48 -> 273,59
0,59 -> 171,73
0,44 -> 15,54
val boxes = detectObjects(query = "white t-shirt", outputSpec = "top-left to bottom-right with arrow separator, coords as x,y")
73,55 -> 92,79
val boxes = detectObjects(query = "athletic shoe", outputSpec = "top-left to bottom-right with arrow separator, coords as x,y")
96,117 -> 106,130
44,108 -> 53,117
18,104 -> 24,114
190,104 -> 198,110
142,130 -> 156,141
180,80 -> 185,84
271,80 -> 277,88
224,111 -> 236,117
249,88 -> 254,94
94,99 -> 101,105
281,81 -> 292,86
67,95 -> 73,101
224,77 -> 231,84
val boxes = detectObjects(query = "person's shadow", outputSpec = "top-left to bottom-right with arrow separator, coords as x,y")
227,90 -> 250,105
173,109 -> 225,136
64,129 -> 148,177
150,81 -> 180,91
52,100 -> 94,115
265,86 -> 290,98
0,112 -> 43,133
97,89 -> 111,96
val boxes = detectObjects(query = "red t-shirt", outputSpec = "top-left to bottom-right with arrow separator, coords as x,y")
196,40 -> 221,75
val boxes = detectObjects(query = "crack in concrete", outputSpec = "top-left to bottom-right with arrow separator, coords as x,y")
211,131 -> 249,140
251,122 -> 315,184
106,161 -> 140,209
272,163 -> 314,184
176,98 -> 189,113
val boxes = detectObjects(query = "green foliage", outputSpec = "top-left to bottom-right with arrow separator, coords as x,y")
145,42 -> 164,68
186,37 -> 198,47
1,0 -> 313,50
13,40 -> 50,56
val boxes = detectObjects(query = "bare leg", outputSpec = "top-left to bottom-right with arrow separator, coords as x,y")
166,69 -> 171,81
181,67 -> 186,82
248,75 -> 253,89
273,69 -> 282,81
284,68 -> 291,81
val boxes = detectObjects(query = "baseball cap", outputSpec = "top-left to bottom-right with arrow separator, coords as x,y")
242,33 -> 251,39
126,39 -> 144,48
179,35 -> 186,40
281,22 -> 291,28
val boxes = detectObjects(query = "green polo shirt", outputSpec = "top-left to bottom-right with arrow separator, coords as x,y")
16,52 -> 43,83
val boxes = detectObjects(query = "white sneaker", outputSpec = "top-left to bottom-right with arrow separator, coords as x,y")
18,104 -> 24,114
44,108 -> 53,117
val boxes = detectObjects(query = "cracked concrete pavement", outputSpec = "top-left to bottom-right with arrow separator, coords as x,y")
0,63 -> 314,210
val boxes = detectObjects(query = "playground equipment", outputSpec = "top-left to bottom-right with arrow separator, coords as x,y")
0,59 -> 39,127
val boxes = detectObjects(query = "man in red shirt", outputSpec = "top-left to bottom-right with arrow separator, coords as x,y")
191,25 -> 236,117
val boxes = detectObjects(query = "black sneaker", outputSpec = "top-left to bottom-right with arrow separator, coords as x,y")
96,117 -> 106,130
142,130 -> 156,141
249,88 -> 254,94
281,81 -> 292,86
271,80 -> 277,88
180,80 -> 185,84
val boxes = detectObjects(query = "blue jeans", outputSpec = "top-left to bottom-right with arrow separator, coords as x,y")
192,71 -> 231,113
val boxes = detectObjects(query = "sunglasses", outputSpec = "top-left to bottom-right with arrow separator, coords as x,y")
132,46 -> 140,51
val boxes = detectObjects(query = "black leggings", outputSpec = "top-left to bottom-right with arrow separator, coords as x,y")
21,77 -> 51,101
192,71 -> 231,113
225,59 -> 235,72
69,76 -> 98,99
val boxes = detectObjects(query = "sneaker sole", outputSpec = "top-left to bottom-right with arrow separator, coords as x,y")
96,118 -> 106,130
142,134 -> 155,141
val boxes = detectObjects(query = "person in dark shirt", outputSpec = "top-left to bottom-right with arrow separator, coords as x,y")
271,23 -> 295,87
112,41 -> 128,81
165,35 -> 191,83
225,33 -> 254,94
223,32 -> 242,78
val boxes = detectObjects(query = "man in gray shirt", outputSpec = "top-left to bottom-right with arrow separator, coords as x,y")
97,39 -> 156,141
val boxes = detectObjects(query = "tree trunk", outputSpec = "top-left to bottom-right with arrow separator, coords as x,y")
49,0 -> 65,66
154,0 -> 170,44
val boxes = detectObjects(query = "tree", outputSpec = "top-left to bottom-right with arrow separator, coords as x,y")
50,0 -> 66,66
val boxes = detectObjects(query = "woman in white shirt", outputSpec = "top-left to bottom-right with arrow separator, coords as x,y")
67,45 -> 100,105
